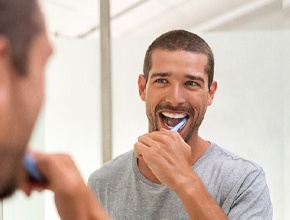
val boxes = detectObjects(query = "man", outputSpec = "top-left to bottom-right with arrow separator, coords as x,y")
0,0 -> 109,219
88,30 -> 273,219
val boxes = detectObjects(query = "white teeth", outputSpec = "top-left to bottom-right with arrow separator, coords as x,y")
161,112 -> 187,119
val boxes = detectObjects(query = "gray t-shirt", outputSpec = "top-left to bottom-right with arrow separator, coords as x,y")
88,143 -> 272,219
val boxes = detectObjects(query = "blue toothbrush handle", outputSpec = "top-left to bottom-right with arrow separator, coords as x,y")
170,118 -> 187,131
24,153 -> 46,183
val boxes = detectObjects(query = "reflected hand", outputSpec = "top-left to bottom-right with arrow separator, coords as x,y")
19,151 -> 110,220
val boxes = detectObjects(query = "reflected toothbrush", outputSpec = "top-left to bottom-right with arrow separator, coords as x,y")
24,152 -> 46,183
170,117 -> 187,132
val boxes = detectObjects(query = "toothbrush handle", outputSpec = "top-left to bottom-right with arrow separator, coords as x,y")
171,118 -> 187,131
24,152 -> 46,183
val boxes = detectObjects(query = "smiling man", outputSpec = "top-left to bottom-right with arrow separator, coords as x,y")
88,30 -> 272,219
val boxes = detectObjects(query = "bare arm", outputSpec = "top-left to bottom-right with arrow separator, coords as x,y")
19,152 -> 110,220
174,170 -> 227,220
134,130 -> 227,220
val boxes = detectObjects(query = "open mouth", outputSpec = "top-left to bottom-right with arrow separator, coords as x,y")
160,112 -> 188,130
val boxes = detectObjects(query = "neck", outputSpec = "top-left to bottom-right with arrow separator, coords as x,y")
187,136 -> 210,165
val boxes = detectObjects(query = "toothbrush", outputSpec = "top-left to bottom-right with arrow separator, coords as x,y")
24,152 -> 46,183
170,117 -> 187,132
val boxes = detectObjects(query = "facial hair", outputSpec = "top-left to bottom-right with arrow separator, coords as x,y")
0,180 -> 17,199
0,147 -> 25,199
146,103 -> 207,142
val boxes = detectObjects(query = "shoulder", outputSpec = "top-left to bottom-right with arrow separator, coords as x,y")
199,143 -> 267,189
201,143 -> 272,218
208,144 -> 273,218
208,143 -> 263,173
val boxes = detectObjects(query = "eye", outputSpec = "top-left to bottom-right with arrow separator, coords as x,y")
185,81 -> 198,86
155,78 -> 168,84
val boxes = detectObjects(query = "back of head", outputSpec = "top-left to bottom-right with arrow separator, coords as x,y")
143,30 -> 214,88
0,0 -> 42,74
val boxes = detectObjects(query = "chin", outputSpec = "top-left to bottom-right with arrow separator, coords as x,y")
0,151 -> 24,199
0,179 -> 17,199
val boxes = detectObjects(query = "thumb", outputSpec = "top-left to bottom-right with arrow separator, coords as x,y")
160,128 -> 170,132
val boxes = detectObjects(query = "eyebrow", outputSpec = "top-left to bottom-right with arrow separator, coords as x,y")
150,72 -> 171,79
150,72 -> 205,83
185,74 -> 205,83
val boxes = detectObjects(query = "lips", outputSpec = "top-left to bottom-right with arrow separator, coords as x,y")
160,111 -> 188,129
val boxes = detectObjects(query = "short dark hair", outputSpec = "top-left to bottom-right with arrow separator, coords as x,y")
143,30 -> 214,88
0,0 -> 42,74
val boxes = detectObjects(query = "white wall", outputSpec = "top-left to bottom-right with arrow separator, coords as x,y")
44,39 -> 102,219
3,31 -> 289,220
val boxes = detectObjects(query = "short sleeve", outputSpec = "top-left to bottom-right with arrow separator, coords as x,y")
227,168 -> 273,220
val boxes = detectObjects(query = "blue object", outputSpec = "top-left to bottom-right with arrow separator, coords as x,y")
24,153 -> 45,182
170,117 -> 187,132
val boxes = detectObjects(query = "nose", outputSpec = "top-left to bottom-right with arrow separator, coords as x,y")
165,85 -> 185,106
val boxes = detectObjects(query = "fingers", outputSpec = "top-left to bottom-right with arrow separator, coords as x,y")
21,151 -> 84,197
134,130 -> 177,162
19,150 -> 48,196
136,130 -> 182,151
134,141 -> 148,161
34,153 -> 80,190
18,174 -> 45,196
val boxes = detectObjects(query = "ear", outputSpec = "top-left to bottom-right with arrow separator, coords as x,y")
0,36 -> 10,110
207,80 -> 217,106
0,36 -> 9,63
138,74 -> 146,101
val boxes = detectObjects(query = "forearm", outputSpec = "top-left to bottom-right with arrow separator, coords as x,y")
87,189 -> 111,220
175,172 -> 227,220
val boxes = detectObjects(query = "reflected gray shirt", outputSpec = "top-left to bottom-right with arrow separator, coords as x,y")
88,143 -> 273,219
